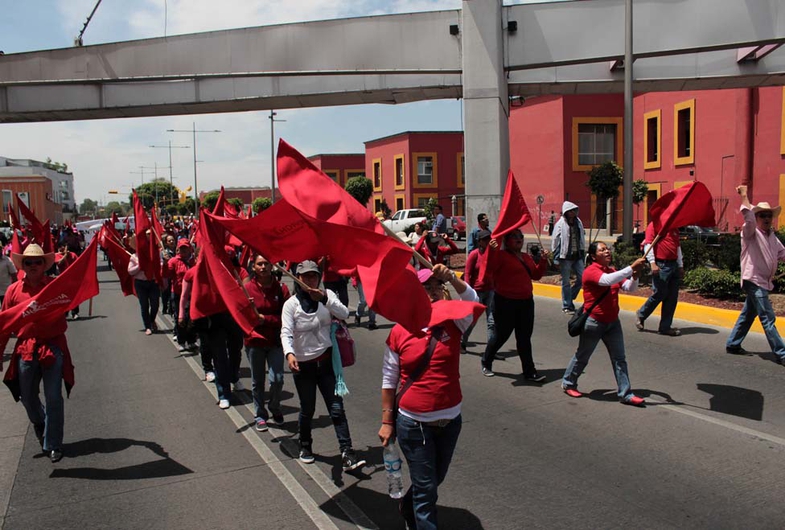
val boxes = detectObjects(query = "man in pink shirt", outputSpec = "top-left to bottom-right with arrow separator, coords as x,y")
726,185 -> 785,363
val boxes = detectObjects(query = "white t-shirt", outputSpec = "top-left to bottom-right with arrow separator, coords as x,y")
0,256 -> 18,296
281,289 -> 349,362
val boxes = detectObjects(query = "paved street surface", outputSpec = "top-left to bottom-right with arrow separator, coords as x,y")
3,263 -> 785,529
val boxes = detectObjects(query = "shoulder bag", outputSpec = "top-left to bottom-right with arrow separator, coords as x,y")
392,326 -> 445,433
567,287 -> 611,337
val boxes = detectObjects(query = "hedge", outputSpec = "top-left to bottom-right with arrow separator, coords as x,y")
683,267 -> 742,300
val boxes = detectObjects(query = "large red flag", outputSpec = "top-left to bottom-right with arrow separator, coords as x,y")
99,227 -> 135,296
190,210 -> 258,334
492,170 -> 532,239
651,181 -> 716,235
8,206 -> 21,230
15,194 -> 47,247
151,207 -> 164,241
0,237 -> 99,336
41,219 -> 54,253
132,191 -> 161,283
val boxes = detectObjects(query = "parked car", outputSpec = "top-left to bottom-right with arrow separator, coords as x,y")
382,209 -> 427,233
449,216 -> 466,240
616,232 -> 646,251
679,225 -> 720,246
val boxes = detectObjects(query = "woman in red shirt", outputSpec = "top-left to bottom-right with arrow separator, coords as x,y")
561,242 -> 647,406
480,229 -> 550,380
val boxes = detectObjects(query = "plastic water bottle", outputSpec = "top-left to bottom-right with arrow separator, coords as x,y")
383,442 -> 405,499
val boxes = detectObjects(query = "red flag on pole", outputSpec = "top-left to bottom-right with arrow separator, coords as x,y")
132,191 -> 161,283
650,181 -> 716,235
8,206 -> 21,231
99,227 -> 135,296
0,237 -> 100,336
492,170 -> 532,240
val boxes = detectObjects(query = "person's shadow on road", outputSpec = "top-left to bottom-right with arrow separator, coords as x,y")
48,437 -> 193,481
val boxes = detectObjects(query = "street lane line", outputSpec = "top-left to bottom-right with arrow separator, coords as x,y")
648,398 -> 785,447
158,316 -> 378,530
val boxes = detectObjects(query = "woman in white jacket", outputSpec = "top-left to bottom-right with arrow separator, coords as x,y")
281,260 -> 365,472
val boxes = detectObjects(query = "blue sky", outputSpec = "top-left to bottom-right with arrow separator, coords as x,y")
0,0 -> 562,205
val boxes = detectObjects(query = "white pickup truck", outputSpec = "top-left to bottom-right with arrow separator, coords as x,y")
382,209 -> 428,233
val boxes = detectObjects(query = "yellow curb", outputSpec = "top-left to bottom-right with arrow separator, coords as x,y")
532,283 -> 783,335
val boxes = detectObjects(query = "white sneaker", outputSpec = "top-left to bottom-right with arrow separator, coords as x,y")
178,344 -> 188,353
218,399 -> 230,409
233,380 -> 245,392
205,371 -> 216,382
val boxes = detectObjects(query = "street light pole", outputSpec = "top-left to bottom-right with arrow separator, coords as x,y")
168,123 -> 221,215
269,110 -> 286,203
150,141 -> 190,188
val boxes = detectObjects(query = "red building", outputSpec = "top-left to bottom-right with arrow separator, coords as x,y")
307,153 -> 366,188
200,186 -> 272,209
364,131 -> 465,217
509,86 -> 785,233
0,176 -> 60,225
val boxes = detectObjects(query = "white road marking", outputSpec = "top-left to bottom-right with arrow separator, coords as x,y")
158,316 -> 378,530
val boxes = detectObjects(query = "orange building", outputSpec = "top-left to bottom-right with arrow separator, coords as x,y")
0,176 -> 60,225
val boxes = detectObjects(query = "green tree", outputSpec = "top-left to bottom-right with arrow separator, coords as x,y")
345,176 -> 373,206
423,198 -> 439,221
227,197 -> 244,211
178,198 -> 197,216
252,197 -> 272,214
200,191 -> 221,212
128,179 -> 180,210
632,179 -> 649,229
45,157 -> 69,173
79,198 -> 98,215
586,161 -> 623,239
105,201 -> 125,216
380,198 -> 392,219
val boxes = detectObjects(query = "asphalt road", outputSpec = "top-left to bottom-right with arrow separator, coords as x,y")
3,264 -> 785,529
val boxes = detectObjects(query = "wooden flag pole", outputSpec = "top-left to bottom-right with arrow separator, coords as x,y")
642,234 -> 662,260
274,263 -> 311,290
88,297 -> 93,317
381,223 -> 433,270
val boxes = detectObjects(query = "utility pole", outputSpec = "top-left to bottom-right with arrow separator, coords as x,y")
269,110 -> 286,203
622,0 -> 634,242
168,123 -> 221,215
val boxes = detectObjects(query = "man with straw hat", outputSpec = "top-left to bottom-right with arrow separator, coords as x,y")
1,244 -> 70,463
726,185 -> 785,364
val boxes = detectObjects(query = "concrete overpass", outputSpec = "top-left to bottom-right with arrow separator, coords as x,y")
0,0 -> 784,228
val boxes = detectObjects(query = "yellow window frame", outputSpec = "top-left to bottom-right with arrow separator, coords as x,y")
643,109 -> 661,170
394,154 -> 406,191
323,169 -> 340,185
412,152 -> 438,189
571,117 -> 624,172
394,193 -> 406,212
372,158 -> 383,192
413,193 -> 436,209
673,99 -> 696,166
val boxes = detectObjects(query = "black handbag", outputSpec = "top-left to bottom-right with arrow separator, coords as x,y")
567,288 -> 611,337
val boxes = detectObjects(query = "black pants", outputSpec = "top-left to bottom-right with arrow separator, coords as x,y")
202,313 -> 242,401
482,294 -> 536,377
134,279 -> 160,331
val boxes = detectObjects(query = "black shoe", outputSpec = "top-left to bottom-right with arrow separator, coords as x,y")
725,346 -> 749,355
635,317 -> 645,331
341,449 -> 366,472
354,314 -> 361,326
49,449 -> 63,463
272,412 -> 284,425
367,323 -> 379,330
481,366 -> 495,377
524,373 -> 547,383
299,443 -> 315,464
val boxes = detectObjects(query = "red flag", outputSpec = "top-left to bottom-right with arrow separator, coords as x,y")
99,227 -> 135,296
151,207 -> 164,241
132,191 -> 161,284
491,170 -> 532,239
15,194 -> 47,247
651,181 -> 716,235
0,237 -> 99,336
190,210 -> 258,334
41,220 -> 54,253
10,228 -> 22,255
111,212 -> 120,226
8,207 -> 21,230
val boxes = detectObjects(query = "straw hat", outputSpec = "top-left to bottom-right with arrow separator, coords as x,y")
395,231 -> 413,245
12,243 -> 55,270
751,202 -> 782,217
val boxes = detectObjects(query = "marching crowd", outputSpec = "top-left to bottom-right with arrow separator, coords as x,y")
2,182 -> 785,529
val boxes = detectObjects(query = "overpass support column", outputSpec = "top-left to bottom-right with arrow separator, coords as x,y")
462,0 -> 509,235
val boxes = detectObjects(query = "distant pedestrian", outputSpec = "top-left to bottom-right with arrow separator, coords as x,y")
552,201 -> 586,314
548,210 -> 555,236
0,235 -> 17,305
414,232 -> 460,268
352,273 -> 377,330
726,186 -> 785,363
410,222 -> 426,247
431,205 -> 447,234
461,229 -> 495,352
281,260 -> 365,472
635,222 -> 683,336
467,213 -> 490,253
127,236 -> 160,336
561,242 -> 647,406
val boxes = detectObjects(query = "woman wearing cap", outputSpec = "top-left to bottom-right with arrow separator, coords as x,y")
127,236 -> 161,337
0,244 -> 70,462
480,229 -> 550,380
281,260 -> 365,472
561,241 -> 647,406
378,264 -> 481,530
160,234 -> 177,315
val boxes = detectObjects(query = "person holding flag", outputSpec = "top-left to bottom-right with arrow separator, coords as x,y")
726,186 -> 785,362
127,235 -> 161,336
635,221 -> 683,336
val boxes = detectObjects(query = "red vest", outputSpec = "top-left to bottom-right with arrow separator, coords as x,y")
386,322 -> 462,414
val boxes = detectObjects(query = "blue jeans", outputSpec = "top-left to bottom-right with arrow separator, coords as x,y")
559,258 -> 584,311
246,345 -> 284,421
356,282 -> 376,324
637,259 -> 680,332
18,347 -> 64,452
462,290 -> 495,346
562,317 -> 634,401
397,414 -> 462,530
292,351 -> 353,451
727,281 -> 785,360
134,279 -> 160,330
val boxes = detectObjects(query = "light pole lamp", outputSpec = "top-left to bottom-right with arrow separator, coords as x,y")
269,110 -> 286,203
150,141 -> 190,189
167,123 -> 221,215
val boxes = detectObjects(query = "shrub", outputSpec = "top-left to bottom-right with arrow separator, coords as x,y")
680,239 -> 711,272
708,233 -> 741,273
683,267 -> 742,299
612,241 -> 650,284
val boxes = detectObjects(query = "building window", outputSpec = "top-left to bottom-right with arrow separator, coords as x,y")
345,170 -> 365,181
372,158 -> 382,192
413,193 -> 435,208
324,170 -> 339,184
374,197 -> 383,214
394,155 -> 405,190
674,99 -> 695,166
395,194 -> 405,212
412,153 -> 438,188
571,117 -> 623,172
643,109 -> 661,170
457,153 -> 465,188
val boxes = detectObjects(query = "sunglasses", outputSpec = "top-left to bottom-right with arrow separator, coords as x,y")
23,258 -> 44,267
758,213 -> 774,219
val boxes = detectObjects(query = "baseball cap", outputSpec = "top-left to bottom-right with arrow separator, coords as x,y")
296,260 -> 321,275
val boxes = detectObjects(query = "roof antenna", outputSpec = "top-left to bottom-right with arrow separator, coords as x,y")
74,0 -> 104,47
